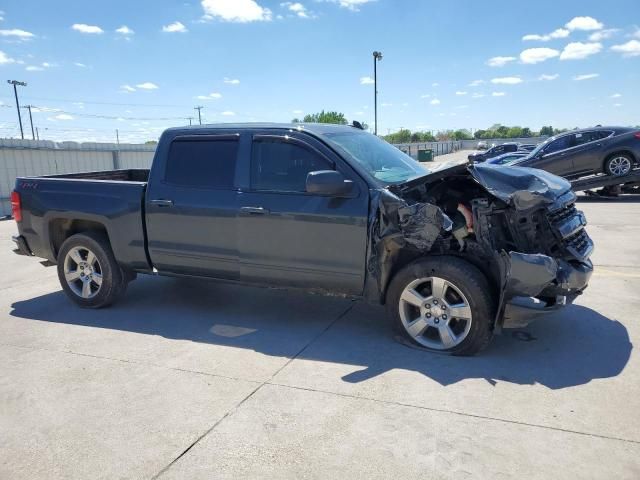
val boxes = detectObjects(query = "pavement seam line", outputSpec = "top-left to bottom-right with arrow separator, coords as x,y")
266,381 -> 640,446
151,302 -> 355,479
0,341 -> 262,385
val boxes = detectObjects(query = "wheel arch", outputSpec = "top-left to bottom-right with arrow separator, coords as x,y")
49,218 -> 111,261
603,150 -> 637,171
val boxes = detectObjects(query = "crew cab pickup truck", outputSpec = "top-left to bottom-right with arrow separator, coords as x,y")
11,123 -> 594,355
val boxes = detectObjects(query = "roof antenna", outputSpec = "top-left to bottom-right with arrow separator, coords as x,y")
351,120 -> 364,130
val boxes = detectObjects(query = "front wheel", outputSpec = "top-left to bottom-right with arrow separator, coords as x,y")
57,232 -> 126,308
604,154 -> 633,177
386,256 -> 495,356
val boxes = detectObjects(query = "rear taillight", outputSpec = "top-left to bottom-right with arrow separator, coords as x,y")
10,191 -> 22,222
634,132 -> 640,140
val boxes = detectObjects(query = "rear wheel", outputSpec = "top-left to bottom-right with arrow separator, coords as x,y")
57,232 -> 126,308
604,154 -> 633,176
386,256 -> 494,356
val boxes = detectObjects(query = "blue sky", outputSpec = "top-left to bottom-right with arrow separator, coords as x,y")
0,0 -> 638,142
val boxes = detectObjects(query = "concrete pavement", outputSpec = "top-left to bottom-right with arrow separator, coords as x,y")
0,196 -> 639,479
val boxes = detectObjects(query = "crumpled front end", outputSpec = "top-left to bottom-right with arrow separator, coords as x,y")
365,162 -> 594,332
469,164 -> 594,329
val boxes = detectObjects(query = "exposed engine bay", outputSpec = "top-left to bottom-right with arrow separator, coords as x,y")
365,162 -> 594,330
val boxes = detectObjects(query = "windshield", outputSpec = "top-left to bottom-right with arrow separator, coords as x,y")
321,130 -> 429,184
525,137 -> 554,158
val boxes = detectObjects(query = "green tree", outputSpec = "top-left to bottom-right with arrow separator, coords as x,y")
507,126 -> 523,138
293,110 -> 348,125
453,129 -> 472,140
474,129 -> 487,139
521,127 -> 532,138
539,126 -> 554,136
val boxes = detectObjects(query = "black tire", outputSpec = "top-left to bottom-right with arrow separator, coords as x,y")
386,256 -> 495,356
604,153 -> 633,177
56,232 -> 127,308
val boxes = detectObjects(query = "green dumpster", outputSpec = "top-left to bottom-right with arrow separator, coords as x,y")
417,149 -> 433,162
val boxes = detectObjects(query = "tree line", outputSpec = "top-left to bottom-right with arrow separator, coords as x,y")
290,111 -> 568,144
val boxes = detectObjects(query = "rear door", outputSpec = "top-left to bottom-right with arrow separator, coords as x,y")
145,134 -> 241,279
237,131 -> 369,295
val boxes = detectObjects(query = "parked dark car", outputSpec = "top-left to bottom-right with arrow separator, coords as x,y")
518,144 -> 537,152
468,142 -> 520,162
514,127 -> 640,178
11,123 -> 593,356
485,151 -> 529,166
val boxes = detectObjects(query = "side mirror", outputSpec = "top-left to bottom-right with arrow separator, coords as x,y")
306,170 -> 354,196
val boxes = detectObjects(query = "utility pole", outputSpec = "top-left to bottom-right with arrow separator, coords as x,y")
36,127 -> 40,141
115,129 -> 120,147
23,105 -> 35,140
194,106 -> 203,125
7,80 -> 27,139
186,116 -> 194,126
372,51 -> 383,136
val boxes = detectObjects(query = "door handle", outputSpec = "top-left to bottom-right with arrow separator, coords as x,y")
150,199 -> 174,207
240,206 -> 269,215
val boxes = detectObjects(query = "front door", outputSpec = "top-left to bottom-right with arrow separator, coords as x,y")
237,133 -> 369,295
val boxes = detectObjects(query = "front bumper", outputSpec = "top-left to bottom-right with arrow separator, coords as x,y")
498,251 -> 593,329
12,235 -> 33,256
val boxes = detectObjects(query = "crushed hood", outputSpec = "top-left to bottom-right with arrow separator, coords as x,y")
468,163 -> 572,210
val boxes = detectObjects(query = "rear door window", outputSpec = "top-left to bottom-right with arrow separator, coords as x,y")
573,131 -> 601,146
165,138 -> 239,189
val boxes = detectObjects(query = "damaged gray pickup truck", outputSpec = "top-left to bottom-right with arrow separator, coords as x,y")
11,123 -> 593,355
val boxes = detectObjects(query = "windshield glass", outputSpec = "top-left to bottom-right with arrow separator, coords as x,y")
321,130 -> 429,184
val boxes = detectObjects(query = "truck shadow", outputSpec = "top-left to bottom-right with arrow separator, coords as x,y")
10,275 -> 631,389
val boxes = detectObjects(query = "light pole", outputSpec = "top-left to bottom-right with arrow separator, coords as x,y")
194,106 -> 203,125
7,80 -> 27,139
372,51 -> 383,136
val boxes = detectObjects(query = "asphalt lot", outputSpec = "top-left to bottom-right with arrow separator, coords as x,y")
1,194 -> 639,479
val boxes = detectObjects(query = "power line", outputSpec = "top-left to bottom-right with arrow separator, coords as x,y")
0,95 -> 188,108
29,106 -> 186,121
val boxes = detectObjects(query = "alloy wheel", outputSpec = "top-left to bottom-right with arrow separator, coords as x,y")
63,246 -> 103,299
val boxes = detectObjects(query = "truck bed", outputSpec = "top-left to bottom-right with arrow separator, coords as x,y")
14,170 -> 150,271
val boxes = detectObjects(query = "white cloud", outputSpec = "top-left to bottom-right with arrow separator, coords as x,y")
120,84 -> 136,93
487,56 -> 516,67
610,93 -> 622,98
492,92 -> 506,97
196,92 -> 223,100
565,16 -> 603,31
326,0 -> 376,12
116,25 -> 134,36
472,93 -> 485,98
201,0 -> 273,22
519,47 -> 560,64
522,28 -> 569,42
430,98 -> 440,105
610,40 -> 640,57
71,24 -> 104,34
613,103 -> 622,107
589,28 -> 618,41
573,73 -> 599,81
0,50 -> 15,65
468,79 -> 484,87
280,2 -> 311,18
26,65 -> 43,71
491,76 -> 523,85
560,42 -> 602,60
632,29 -> 640,40
360,76 -> 374,84
432,82 -> 439,87
420,94 -> 430,98
455,91 -> 467,96
381,102 -> 392,107
538,73 -> 559,81
162,21 -> 188,33
74,62 -> 87,68
292,109 -> 303,114
223,77 -> 240,84
53,114 -> 74,121
221,111 -> 236,116
0,28 -> 35,38
136,82 -> 159,90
